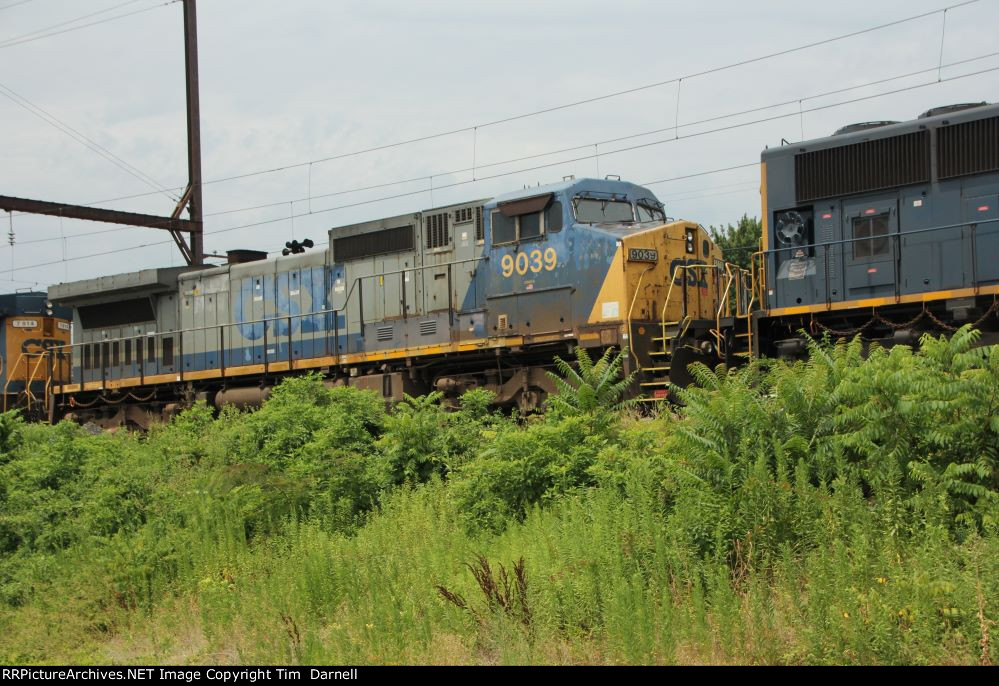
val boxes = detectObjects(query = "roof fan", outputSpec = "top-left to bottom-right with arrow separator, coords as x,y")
775,211 -> 806,247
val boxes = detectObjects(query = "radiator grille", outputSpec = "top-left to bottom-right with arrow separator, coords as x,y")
938,116 -> 999,179
376,325 -> 394,342
475,206 -> 484,241
333,225 -> 413,262
425,212 -> 449,249
419,320 -> 436,336
794,131 -> 929,202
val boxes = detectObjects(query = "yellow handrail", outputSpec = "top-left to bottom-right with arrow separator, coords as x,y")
25,351 -> 48,413
3,350 -> 49,413
626,264 -> 657,371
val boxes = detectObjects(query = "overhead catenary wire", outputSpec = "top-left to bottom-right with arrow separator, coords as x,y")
0,0 -> 35,11
11,49 -> 999,248
2,3 -> 994,278
0,0 -> 178,50
0,160 -> 764,275
5,0 -> 980,221
0,82 -> 179,201
156,0 -> 984,190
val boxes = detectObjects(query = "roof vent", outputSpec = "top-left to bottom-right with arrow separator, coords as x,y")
833,121 -> 899,136
226,249 -> 268,265
918,102 -> 989,119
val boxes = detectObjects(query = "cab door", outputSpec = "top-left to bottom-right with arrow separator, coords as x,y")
843,195 -> 899,299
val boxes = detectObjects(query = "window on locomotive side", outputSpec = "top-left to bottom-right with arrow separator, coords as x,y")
853,214 -> 890,259
574,198 -> 635,223
546,201 -> 563,232
519,212 -> 542,240
636,201 -> 666,223
491,205 -> 559,245
162,337 -> 174,367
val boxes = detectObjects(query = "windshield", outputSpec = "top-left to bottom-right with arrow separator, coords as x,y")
636,200 -> 666,223
574,198 -> 634,223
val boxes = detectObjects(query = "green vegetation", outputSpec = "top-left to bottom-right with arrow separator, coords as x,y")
1,329 -> 997,665
709,215 -> 762,271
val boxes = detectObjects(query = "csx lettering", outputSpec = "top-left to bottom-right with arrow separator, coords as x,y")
501,248 -> 558,278
669,258 -> 709,288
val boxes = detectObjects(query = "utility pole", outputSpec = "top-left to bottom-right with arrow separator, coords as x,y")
182,0 -> 204,265
0,0 -> 206,267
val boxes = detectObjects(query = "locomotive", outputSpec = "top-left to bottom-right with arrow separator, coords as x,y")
0,291 -> 70,419
12,100 -> 996,429
42,177 -> 727,428
755,101 -> 999,354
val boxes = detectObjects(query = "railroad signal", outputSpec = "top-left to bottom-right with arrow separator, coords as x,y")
282,238 -> 314,256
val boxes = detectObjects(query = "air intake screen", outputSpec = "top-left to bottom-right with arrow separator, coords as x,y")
78,297 -> 156,329
938,116 -> 999,179
333,225 -> 414,262
794,131 -> 929,202
425,213 -> 449,249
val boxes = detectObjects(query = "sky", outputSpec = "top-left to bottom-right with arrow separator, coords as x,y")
0,0 -> 997,290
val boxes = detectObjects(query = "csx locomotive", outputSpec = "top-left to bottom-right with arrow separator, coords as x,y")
755,100 -> 999,354
16,100 -> 999,428
42,176 -> 727,428
0,292 -> 70,418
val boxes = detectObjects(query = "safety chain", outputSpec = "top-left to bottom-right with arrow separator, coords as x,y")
924,298 -> 999,333
811,298 -> 998,338
873,308 -> 929,330
811,315 -> 878,337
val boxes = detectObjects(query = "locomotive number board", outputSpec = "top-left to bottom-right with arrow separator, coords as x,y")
628,248 -> 658,263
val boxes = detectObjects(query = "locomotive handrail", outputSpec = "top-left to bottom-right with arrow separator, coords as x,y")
760,216 -> 999,257
756,215 -> 999,313
48,254 -> 494,358
626,263 -> 657,370
46,252 -> 504,388
2,350 -> 46,412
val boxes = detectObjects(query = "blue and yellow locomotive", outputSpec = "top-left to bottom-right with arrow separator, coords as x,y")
46,176 -> 728,427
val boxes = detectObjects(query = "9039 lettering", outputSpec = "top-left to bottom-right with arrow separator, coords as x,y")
500,247 -> 558,277
628,248 -> 658,263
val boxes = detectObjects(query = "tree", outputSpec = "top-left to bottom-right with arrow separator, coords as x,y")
709,214 -> 762,271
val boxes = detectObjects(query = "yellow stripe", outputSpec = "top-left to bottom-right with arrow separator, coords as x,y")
760,161 -> 768,253
54,335 -> 531,395
766,284 -> 999,317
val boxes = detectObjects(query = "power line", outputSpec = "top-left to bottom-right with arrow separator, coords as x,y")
5,0 -> 987,223
15,43 -> 999,233
0,0 -> 36,11
9,55 -> 999,250
0,0 -> 145,46
0,161 -> 764,275
0,0 -> 177,50
0,81 -> 179,201
154,0 -> 987,187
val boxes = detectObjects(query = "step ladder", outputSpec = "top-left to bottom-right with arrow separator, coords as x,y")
634,319 -> 689,403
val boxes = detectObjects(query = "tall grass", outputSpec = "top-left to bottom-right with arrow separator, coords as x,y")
0,330 -> 996,664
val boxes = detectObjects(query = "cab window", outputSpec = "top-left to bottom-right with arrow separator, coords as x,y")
636,201 -> 666,223
491,207 -> 557,245
574,198 -> 634,223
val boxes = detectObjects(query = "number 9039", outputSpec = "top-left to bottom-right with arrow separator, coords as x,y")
500,247 -> 558,277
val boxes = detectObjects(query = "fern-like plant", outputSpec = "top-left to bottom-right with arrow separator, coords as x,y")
546,346 -> 635,416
